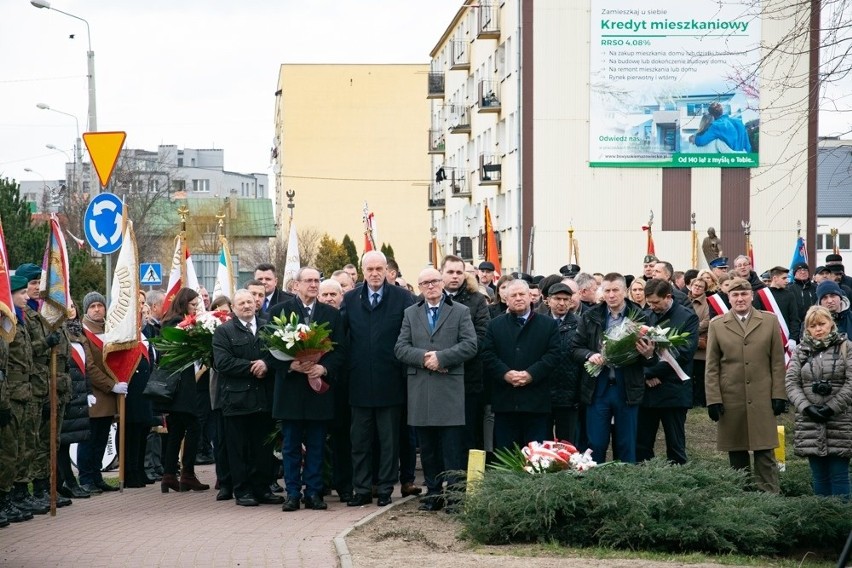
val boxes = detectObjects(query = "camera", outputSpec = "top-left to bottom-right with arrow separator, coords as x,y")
812,380 -> 832,396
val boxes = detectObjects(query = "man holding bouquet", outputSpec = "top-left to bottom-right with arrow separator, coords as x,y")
636,279 -> 699,465
571,273 -> 653,464
269,267 -> 345,512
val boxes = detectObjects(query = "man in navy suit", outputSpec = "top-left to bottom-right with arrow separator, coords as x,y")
482,279 -> 561,451
269,267 -> 345,512
342,251 -> 415,507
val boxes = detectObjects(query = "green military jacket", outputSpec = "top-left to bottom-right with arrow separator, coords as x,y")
7,316 -> 34,402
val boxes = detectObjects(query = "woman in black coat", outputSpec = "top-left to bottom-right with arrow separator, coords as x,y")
158,288 -> 209,493
125,297 -> 155,488
58,306 -> 93,498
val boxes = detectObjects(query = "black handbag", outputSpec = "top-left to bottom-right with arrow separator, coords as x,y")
142,367 -> 180,405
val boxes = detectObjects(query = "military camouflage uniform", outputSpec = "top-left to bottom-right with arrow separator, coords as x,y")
1,318 -> 33,492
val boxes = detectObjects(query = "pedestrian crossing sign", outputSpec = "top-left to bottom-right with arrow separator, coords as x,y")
140,263 -> 162,286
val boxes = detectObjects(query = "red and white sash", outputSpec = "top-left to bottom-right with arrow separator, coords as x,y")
755,288 -> 793,365
83,326 -> 104,351
70,341 -> 86,372
706,293 -> 729,316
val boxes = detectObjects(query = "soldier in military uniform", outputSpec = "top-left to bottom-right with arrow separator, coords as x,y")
0,275 -> 40,520
14,263 -> 71,509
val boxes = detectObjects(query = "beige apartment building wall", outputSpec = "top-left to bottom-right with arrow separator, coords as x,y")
275,64 -> 431,281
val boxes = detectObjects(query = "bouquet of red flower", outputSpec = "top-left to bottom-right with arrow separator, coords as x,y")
150,310 -> 232,372
584,309 -> 691,379
491,440 -> 599,474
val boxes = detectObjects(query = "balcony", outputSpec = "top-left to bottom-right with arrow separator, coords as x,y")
450,170 -> 470,198
479,154 -> 502,186
450,39 -> 470,70
428,184 -> 446,210
428,129 -> 445,154
447,105 -> 471,134
427,72 -> 445,99
476,3 -> 500,39
477,80 -> 501,113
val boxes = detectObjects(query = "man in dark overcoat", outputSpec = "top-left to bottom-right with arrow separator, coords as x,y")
342,251 -> 414,507
269,267 -> 345,511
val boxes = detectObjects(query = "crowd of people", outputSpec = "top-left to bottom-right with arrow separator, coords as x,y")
1,248 -> 850,526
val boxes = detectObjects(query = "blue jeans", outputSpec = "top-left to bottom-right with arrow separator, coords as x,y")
809,455 -> 851,498
586,376 -> 638,464
281,419 -> 327,498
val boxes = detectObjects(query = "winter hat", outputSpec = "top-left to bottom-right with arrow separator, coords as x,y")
816,280 -> 845,303
82,291 -> 107,313
10,275 -> 28,293
15,263 -> 41,283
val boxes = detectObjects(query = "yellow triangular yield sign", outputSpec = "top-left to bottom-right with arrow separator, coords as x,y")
83,131 -> 127,188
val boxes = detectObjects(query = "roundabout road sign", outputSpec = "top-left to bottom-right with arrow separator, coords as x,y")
84,193 -> 124,254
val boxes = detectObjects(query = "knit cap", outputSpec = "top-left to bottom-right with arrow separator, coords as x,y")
82,291 -> 107,313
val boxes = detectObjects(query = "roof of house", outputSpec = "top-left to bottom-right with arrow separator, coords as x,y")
818,143 -> 852,216
143,198 -> 276,238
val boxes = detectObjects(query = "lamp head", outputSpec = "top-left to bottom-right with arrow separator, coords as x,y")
31,0 -> 51,9
36,103 -> 50,110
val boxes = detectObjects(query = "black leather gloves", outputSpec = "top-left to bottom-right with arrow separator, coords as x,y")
707,403 -> 725,422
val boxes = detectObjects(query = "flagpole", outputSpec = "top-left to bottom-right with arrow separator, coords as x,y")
691,212 -> 698,269
178,205 -> 189,287
49,347 -> 58,516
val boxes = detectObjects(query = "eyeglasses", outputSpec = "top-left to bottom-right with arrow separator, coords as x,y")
418,279 -> 442,288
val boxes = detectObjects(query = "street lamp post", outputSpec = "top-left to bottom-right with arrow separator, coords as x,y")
37,103 -> 81,203
23,167 -> 61,213
30,0 -> 97,133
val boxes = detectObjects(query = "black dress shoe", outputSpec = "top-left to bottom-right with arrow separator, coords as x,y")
337,491 -> 353,503
216,488 -> 233,501
281,495 -> 300,512
67,484 -> 91,498
235,495 -> 259,507
303,494 -> 327,510
256,492 -> 285,505
377,494 -> 392,507
95,480 -> 119,492
269,482 -> 284,494
80,483 -> 103,495
346,493 -> 372,507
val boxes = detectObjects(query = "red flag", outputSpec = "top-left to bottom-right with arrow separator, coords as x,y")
748,241 -> 755,268
484,205 -> 502,276
362,206 -> 376,254
0,215 -> 15,342
162,236 -> 201,314
642,225 -> 656,256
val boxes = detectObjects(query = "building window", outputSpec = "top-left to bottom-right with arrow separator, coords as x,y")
258,184 -> 264,197
172,179 -> 186,192
817,233 -> 851,250
192,179 -> 209,193
148,179 -> 159,192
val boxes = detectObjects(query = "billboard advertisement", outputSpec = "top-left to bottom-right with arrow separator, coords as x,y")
589,1 -> 761,168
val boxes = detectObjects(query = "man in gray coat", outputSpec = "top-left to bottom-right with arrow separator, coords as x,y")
395,268 -> 477,511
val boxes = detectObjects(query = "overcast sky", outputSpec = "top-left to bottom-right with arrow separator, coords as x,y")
2,1 -> 850,192
1,0 -> 461,186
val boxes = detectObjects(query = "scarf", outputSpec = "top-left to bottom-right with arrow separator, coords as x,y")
800,330 -> 844,353
65,318 -> 83,338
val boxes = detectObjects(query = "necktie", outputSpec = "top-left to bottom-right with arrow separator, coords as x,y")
516,316 -> 526,327
741,316 -> 747,323
429,307 -> 439,331
262,298 -> 269,312
371,292 -> 379,308
304,305 -> 312,323
245,321 -> 253,334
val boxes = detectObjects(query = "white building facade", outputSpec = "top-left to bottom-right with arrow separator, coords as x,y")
428,0 -> 814,275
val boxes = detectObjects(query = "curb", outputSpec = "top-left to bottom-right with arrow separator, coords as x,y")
334,495 -> 416,568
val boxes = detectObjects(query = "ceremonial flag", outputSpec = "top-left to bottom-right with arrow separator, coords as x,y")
283,221 -> 300,283
747,240 -> 755,268
39,214 -> 71,331
430,232 -> 441,269
788,236 -> 808,282
483,204 -> 502,276
642,223 -> 656,256
212,236 -> 235,302
103,220 -> 143,383
0,215 -> 15,341
363,203 -> 376,253
163,236 -> 201,314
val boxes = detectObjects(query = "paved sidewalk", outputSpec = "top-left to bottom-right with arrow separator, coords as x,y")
0,466 -> 392,568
